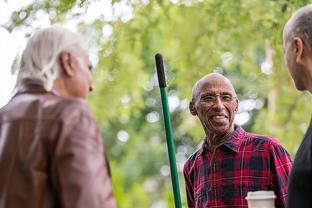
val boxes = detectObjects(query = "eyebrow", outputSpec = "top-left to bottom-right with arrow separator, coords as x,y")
200,92 -> 215,97
200,91 -> 233,97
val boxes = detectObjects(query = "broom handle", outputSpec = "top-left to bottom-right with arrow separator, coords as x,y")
155,53 -> 182,208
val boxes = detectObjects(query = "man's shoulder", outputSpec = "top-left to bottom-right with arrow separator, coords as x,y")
54,96 -> 89,111
244,131 -> 284,148
0,93 -> 92,121
40,96 -> 97,135
187,149 -> 201,162
48,96 -> 93,120
184,147 -> 203,171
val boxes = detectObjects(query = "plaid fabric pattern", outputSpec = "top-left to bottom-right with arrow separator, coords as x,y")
183,125 -> 292,208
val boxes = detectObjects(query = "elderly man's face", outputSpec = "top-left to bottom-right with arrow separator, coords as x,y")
283,22 -> 308,91
191,75 -> 238,136
68,45 -> 93,98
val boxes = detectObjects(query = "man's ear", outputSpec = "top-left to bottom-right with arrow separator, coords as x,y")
234,98 -> 239,114
59,51 -> 74,77
189,100 -> 197,116
293,37 -> 304,64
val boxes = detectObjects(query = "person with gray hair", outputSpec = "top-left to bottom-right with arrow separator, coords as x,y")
283,4 -> 312,208
0,26 -> 117,208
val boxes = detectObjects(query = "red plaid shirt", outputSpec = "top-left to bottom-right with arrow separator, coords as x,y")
183,125 -> 292,208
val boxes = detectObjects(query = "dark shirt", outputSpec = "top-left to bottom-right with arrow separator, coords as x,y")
183,125 -> 292,208
287,114 -> 312,208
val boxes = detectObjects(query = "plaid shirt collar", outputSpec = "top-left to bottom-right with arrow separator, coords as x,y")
200,125 -> 245,154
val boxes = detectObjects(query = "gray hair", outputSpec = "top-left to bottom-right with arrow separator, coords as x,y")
286,4 -> 312,49
16,25 -> 87,91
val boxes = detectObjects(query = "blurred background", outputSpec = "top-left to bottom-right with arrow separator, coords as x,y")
1,0 -> 312,207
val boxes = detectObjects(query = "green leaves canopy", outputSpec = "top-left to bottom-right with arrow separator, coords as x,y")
4,0 -> 312,207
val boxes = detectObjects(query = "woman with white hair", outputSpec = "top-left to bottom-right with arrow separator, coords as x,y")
0,26 -> 117,208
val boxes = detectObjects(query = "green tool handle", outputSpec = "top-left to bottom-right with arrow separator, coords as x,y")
155,53 -> 182,208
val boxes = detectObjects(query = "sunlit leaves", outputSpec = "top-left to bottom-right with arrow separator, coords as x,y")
5,0 -> 312,207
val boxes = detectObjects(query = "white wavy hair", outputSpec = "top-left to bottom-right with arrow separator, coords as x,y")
16,25 -> 87,91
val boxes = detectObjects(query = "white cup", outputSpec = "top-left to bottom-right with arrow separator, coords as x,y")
245,191 -> 276,208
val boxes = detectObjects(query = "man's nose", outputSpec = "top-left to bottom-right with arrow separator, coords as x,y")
89,74 -> 94,92
212,96 -> 225,110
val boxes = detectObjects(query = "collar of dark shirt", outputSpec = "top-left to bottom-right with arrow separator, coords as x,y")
201,125 -> 245,154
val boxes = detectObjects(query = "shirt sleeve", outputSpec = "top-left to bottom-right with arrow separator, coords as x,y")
269,141 -> 293,208
51,101 -> 117,208
183,162 -> 196,208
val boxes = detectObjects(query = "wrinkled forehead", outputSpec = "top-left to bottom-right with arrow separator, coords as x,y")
192,75 -> 236,98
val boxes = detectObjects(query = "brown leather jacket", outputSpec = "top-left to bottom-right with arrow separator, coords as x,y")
0,80 -> 117,208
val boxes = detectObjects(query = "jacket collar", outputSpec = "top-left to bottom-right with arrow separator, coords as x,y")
14,79 -> 58,97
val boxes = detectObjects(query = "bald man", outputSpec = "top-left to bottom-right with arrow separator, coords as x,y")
183,73 -> 292,208
283,5 -> 312,208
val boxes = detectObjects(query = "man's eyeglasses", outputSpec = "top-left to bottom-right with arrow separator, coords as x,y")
200,94 -> 235,103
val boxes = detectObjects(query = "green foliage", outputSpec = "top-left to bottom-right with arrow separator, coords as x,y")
3,0 -> 312,206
